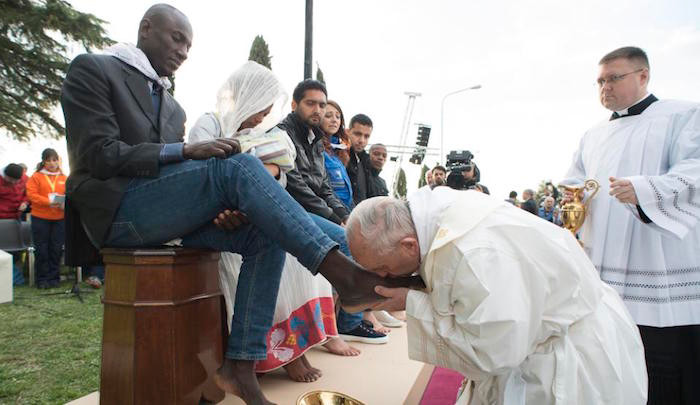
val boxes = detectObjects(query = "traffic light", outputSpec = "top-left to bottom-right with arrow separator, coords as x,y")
409,125 -> 431,164
416,125 -> 431,147
409,153 -> 423,164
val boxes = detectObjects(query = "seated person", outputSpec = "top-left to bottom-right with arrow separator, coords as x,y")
189,61 -> 353,382
346,188 -> 647,405
60,5 -> 422,404
280,81 -> 387,345
367,143 -> 389,198
0,163 -> 29,285
320,100 -> 353,211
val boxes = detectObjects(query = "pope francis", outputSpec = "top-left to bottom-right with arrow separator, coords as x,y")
346,187 -> 647,405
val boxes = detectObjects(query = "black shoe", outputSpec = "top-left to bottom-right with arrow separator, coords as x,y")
338,320 -> 389,344
37,283 -> 50,289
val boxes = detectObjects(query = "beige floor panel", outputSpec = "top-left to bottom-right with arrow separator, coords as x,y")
67,326 -> 431,405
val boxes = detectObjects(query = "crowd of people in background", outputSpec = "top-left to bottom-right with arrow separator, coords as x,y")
166,60 -> 408,382
6,3 -> 693,402
0,149 -> 104,289
421,162 -> 565,227
506,182 -> 565,226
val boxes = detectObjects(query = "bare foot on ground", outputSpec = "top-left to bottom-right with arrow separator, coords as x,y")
323,337 -> 361,356
283,355 -> 321,382
300,355 -> 322,377
215,359 -> 275,405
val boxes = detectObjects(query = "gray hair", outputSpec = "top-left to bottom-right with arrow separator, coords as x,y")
346,197 -> 416,256
369,143 -> 387,153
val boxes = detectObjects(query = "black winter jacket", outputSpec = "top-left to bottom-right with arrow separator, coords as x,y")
278,113 -> 349,224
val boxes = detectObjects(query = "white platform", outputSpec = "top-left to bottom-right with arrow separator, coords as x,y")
66,326 -> 433,405
0,250 -> 12,304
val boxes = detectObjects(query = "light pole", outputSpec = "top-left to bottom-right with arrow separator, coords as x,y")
440,84 -> 482,164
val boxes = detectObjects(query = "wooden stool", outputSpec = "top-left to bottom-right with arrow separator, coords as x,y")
99,248 -> 225,405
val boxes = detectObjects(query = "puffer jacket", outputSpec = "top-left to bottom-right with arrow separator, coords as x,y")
277,113 -> 349,224
367,167 -> 389,198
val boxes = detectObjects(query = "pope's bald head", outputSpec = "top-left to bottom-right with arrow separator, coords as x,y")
137,3 -> 192,77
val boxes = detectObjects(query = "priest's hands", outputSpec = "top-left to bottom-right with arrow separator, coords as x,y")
609,177 -> 638,205
183,139 -> 241,160
372,286 -> 409,312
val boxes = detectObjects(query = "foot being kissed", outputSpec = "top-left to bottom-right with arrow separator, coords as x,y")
318,250 -> 425,313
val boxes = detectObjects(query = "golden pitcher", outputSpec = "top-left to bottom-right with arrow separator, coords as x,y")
558,179 -> 600,244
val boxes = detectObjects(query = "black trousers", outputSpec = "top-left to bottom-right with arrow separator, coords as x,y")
638,324 -> 700,405
31,217 -> 65,286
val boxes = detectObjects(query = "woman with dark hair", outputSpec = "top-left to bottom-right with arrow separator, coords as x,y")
320,100 -> 353,210
26,148 -> 67,288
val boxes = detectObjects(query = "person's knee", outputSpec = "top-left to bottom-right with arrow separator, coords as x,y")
228,152 -> 263,168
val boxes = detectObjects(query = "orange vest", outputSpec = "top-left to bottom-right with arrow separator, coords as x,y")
26,171 -> 67,220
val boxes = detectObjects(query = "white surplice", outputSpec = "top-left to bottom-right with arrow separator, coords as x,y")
406,188 -> 647,405
562,97 -> 700,327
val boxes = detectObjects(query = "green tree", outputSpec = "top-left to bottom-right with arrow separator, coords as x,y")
418,164 -> 429,188
248,35 -> 272,69
1,0 -> 113,141
316,63 -> 325,84
393,167 -> 407,199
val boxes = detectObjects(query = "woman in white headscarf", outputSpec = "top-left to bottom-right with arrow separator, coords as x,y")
189,61 -> 342,383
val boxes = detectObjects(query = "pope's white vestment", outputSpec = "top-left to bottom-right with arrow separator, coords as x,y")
405,188 -> 647,405
563,97 -> 700,327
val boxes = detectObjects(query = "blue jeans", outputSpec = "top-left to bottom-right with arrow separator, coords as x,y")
310,215 -> 364,333
104,154 -> 339,360
31,217 -> 64,286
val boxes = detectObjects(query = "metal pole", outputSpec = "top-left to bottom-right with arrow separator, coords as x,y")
440,84 -> 482,164
304,0 -> 313,79
392,92 -> 421,192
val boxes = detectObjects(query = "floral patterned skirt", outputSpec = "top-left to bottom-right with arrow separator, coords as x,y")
257,296 -> 338,372
217,251 -> 338,372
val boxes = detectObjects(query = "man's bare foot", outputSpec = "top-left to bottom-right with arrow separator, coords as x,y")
323,337 -> 361,356
283,355 -> 320,382
364,312 -> 391,334
317,251 -> 425,312
390,311 -> 406,321
215,359 -> 275,405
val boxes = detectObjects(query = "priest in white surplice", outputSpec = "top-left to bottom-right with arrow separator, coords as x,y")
561,46 -> 700,405
345,188 -> 647,405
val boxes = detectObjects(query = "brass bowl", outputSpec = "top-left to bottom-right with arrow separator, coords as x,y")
296,390 -> 365,405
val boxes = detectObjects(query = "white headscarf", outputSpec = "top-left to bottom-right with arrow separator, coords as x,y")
215,61 -> 287,137
103,43 -> 172,90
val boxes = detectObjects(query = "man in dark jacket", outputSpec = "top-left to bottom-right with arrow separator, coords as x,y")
367,143 -> 389,197
521,189 -> 539,215
278,80 -> 349,225
346,114 -> 374,205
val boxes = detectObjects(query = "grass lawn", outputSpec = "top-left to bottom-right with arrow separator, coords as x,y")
0,278 -> 103,405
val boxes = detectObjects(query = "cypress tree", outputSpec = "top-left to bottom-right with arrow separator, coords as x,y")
248,35 -> 272,69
